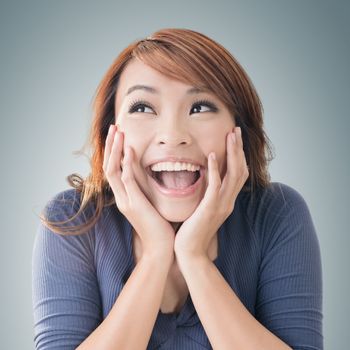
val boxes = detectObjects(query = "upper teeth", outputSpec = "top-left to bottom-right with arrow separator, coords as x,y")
151,162 -> 200,172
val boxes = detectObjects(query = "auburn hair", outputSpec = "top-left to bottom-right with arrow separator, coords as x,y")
39,27 -> 275,235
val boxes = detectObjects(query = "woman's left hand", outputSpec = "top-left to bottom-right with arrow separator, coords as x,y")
174,126 -> 249,260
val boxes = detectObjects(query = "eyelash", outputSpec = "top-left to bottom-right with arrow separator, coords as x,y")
127,98 -> 219,114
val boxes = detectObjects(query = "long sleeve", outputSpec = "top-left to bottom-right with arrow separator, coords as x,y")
254,184 -> 323,349
32,190 -> 102,349
31,183 -> 323,349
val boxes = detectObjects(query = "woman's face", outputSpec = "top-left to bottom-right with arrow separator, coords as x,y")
114,58 -> 235,223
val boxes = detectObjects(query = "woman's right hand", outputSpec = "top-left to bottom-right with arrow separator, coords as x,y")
103,123 -> 175,261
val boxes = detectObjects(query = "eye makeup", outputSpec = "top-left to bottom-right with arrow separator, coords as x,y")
127,98 -> 219,114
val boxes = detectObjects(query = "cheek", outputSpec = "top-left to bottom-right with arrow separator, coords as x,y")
119,136 -> 146,175
120,124 -> 145,156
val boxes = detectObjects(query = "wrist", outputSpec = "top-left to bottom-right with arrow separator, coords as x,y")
175,249 -> 210,266
142,248 -> 174,266
175,252 -> 211,276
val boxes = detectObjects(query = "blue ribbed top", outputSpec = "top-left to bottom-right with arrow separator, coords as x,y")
32,182 -> 323,349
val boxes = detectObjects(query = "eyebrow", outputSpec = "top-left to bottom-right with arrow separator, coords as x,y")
126,84 -> 208,96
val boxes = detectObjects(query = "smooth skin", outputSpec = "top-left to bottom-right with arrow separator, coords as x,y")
113,58 -> 237,227
107,124 -> 248,260
77,124 -> 248,350
77,59 -> 291,348
104,126 -> 176,257
76,124 -> 176,350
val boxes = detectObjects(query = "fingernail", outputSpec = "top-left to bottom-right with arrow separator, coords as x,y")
210,152 -> 216,161
108,124 -> 113,134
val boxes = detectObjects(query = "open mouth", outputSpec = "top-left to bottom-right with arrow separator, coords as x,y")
146,167 -> 202,190
155,170 -> 201,189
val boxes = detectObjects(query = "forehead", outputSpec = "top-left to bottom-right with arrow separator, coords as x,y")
114,58 -> 226,116
116,58 -> 197,100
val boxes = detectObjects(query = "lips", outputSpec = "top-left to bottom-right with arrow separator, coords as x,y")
147,167 -> 205,197
143,156 -> 207,197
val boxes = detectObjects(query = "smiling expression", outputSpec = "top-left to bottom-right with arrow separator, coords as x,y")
114,58 -> 235,223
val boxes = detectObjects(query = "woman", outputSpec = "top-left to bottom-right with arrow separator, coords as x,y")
32,28 -> 323,349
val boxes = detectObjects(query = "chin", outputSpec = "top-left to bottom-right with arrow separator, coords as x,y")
155,199 -> 198,223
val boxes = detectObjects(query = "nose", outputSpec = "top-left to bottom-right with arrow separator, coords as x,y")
154,118 -> 192,147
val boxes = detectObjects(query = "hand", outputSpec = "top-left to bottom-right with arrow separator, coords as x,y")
174,127 -> 249,260
103,124 -> 175,260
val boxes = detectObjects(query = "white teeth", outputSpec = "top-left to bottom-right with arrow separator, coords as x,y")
151,161 -> 200,172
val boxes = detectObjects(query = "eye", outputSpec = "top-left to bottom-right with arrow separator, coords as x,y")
127,98 -> 219,115
190,99 -> 218,114
128,99 -> 154,114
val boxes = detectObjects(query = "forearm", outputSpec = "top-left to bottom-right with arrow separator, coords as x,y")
177,255 -> 292,350
77,253 -> 173,350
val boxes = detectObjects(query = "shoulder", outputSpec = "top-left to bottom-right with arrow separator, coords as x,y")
246,184 -> 323,349
35,189 -> 96,257
267,181 -> 308,207
41,187 -> 99,232
34,188 -> 100,269
38,187 -> 128,246
42,187 -> 83,220
241,181 -> 311,217
239,181 -> 317,252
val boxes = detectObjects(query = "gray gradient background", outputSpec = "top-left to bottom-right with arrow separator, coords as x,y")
0,0 -> 348,348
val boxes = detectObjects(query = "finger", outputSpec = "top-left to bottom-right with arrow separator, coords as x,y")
107,130 -> 127,198
236,126 -> 243,149
220,131 -> 236,194
121,146 -> 150,206
103,124 -> 116,171
236,127 -> 249,176
221,128 -> 248,207
203,152 -> 221,203
108,130 -> 123,174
